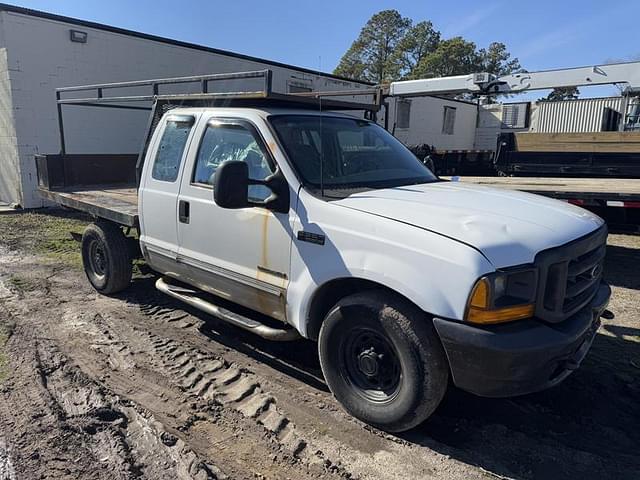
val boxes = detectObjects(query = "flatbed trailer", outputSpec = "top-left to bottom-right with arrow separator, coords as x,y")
443,176 -> 640,207
444,176 -> 640,229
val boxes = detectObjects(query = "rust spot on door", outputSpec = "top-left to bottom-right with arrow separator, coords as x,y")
256,212 -> 270,283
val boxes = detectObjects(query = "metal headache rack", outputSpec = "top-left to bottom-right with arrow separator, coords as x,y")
55,69 -> 383,154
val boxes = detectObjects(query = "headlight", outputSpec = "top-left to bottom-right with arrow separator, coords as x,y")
465,269 -> 537,324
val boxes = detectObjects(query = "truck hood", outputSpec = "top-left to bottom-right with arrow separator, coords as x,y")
333,181 -> 604,268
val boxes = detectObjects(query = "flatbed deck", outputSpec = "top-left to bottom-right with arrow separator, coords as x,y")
39,185 -> 138,226
444,176 -> 640,203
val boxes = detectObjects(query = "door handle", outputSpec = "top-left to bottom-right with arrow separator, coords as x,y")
178,200 -> 190,224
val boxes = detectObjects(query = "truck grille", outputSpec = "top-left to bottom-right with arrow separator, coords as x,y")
535,226 -> 607,323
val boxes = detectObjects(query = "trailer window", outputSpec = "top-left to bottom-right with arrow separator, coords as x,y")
152,120 -> 193,182
193,123 -> 273,201
442,106 -> 456,135
397,100 -> 411,129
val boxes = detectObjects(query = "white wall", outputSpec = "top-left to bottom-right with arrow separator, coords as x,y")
0,10 -> 367,207
473,103 -> 502,151
474,102 -> 538,150
389,96 -> 477,151
0,47 -> 20,206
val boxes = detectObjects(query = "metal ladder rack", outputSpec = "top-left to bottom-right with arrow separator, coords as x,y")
54,69 -> 382,154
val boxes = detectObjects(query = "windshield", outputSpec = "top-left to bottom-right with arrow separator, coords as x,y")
269,115 -> 437,192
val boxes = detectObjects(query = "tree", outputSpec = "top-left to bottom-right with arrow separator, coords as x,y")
334,11 -> 523,85
395,21 -> 441,78
478,42 -> 522,76
539,86 -> 580,102
412,37 -> 481,78
334,10 -> 411,83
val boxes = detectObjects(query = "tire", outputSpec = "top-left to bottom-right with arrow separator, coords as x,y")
81,221 -> 132,294
318,290 -> 449,432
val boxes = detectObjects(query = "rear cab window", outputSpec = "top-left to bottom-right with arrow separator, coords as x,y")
151,115 -> 195,182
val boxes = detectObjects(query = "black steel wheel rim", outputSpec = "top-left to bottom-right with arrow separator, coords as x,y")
341,328 -> 401,403
88,240 -> 107,278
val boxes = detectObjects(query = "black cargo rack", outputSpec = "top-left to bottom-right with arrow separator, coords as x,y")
55,69 -> 382,154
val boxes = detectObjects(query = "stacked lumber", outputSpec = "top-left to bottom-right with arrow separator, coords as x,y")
514,132 -> 640,153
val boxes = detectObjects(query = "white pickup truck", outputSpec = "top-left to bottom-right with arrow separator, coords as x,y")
37,71 -> 611,432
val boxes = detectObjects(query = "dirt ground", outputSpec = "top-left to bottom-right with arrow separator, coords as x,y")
0,209 -> 638,480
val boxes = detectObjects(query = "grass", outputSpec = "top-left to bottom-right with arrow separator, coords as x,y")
0,209 -> 146,278
0,209 -> 91,268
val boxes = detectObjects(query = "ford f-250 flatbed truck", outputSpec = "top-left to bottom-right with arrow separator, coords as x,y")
36,71 -> 611,432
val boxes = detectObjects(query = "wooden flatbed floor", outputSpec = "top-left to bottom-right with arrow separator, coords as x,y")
444,177 -> 640,202
39,185 -> 138,226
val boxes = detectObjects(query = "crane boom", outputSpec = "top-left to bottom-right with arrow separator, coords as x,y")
388,61 -> 640,97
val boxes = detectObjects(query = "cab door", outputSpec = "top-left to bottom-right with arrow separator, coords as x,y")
139,113 -> 198,275
176,116 -> 294,322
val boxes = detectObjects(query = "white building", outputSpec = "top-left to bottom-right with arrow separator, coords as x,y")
0,3 -> 369,208
387,96 -> 478,151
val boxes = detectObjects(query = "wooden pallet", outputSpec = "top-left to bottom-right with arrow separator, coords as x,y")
514,132 -> 640,153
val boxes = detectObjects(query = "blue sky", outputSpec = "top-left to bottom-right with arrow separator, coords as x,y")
9,0 -> 640,97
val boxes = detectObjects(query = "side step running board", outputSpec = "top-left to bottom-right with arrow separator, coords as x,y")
155,277 -> 300,342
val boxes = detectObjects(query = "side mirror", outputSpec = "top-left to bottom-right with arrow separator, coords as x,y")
213,161 -> 249,209
213,160 -> 290,213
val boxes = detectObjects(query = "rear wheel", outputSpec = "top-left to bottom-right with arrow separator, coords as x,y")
318,290 -> 449,432
81,221 -> 132,294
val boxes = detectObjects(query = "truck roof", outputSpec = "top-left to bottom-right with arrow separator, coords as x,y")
164,106 -> 365,118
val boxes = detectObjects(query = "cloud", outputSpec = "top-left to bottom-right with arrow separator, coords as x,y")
516,27 -> 584,60
515,7 -> 620,62
442,3 -> 502,37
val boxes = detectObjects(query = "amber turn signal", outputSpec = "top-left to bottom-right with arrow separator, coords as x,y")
466,277 -> 535,324
466,303 -> 535,324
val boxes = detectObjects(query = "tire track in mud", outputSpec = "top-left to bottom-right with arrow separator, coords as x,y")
133,287 -> 197,328
53,296 -> 357,479
145,332 -> 355,478
0,330 -> 226,480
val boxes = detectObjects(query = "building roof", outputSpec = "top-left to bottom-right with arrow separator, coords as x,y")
0,2 -> 372,86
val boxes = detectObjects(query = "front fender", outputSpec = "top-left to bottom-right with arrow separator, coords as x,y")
286,197 -> 494,337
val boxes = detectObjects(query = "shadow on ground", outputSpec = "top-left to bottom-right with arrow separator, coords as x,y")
403,326 -> 640,479
604,244 -> 640,290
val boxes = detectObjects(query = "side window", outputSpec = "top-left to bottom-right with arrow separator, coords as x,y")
397,100 -> 411,129
193,123 -> 274,201
442,106 -> 457,135
152,118 -> 193,182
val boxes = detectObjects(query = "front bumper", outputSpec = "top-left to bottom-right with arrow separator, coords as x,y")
433,282 -> 611,398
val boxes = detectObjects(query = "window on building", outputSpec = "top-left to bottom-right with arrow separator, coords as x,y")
151,117 -> 194,182
397,100 -> 411,129
442,106 -> 456,135
192,123 -> 274,201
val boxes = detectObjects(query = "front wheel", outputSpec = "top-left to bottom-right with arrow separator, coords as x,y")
318,290 -> 449,432
81,221 -> 132,294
